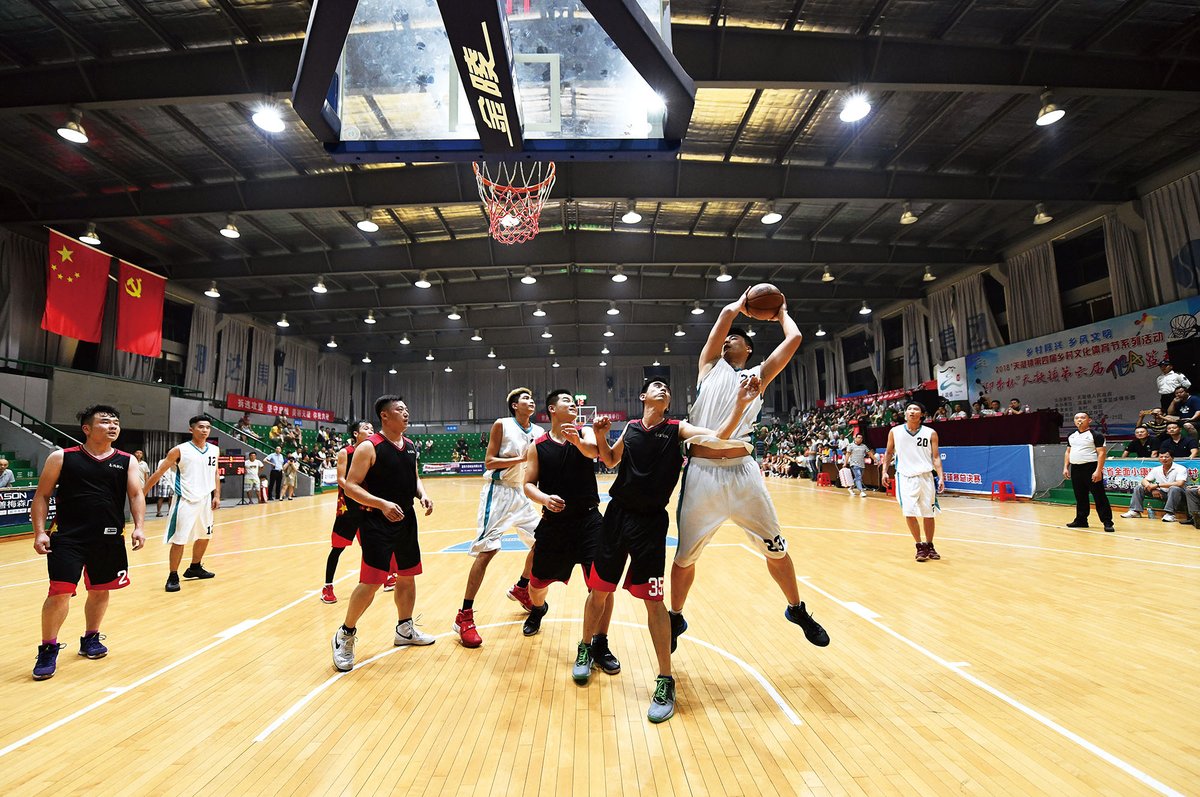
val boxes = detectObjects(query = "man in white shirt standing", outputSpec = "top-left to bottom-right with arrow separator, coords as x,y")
881,403 -> 946,562
1063,412 -> 1114,532
1156,360 -> 1191,413
1121,450 -> 1189,522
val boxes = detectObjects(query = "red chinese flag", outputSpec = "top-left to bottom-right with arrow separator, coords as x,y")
41,230 -> 111,342
116,260 -> 167,357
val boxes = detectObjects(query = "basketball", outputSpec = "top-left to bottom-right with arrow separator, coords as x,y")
744,283 -> 786,320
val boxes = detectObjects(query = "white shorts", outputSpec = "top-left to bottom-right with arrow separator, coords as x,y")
675,456 -> 787,567
245,476 -> 260,489
470,480 -> 540,556
896,472 -> 938,518
164,498 -> 214,545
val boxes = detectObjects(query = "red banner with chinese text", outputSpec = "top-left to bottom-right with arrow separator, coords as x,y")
226,393 -> 335,423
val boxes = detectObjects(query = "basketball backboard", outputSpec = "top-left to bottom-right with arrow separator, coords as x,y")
292,0 -> 695,163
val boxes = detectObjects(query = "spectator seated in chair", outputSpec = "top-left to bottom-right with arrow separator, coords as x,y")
1121,426 -> 1156,458
1121,450 -> 1190,522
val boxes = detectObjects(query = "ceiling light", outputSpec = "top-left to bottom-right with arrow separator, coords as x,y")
716,265 -> 732,283
859,301 -> 872,315
326,336 -> 337,348
276,314 -> 289,328
220,217 -> 240,239
761,202 -> 783,225
821,266 -> 835,283
498,362 -> 506,370
414,271 -> 432,289
674,325 -> 685,337
521,267 -> 537,285
923,266 -> 936,283
533,303 -> 546,318
1033,203 -> 1053,225
79,223 -> 101,246
604,326 -> 614,337
601,345 -> 610,354
447,306 -> 462,321
663,343 -> 671,353
498,213 -> 520,228
389,366 -> 397,375
611,265 -> 628,283
541,328 -> 553,338
471,329 -> 483,341
425,350 -> 434,361
652,359 -> 661,366
251,104 -> 285,133
400,334 -> 410,345
552,361 -> 560,368
204,281 -> 221,298
56,109 -> 88,144
746,327 -> 756,337
361,353 -> 372,364
621,200 -> 641,225
1036,90 -> 1065,127
607,302 -> 620,316
839,93 -> 872,123
599,359 -> 607,367
691,300 -> 704,315
356,210 -> 379,233
311,275 -> 327,294
444,365 -> 453,372
815,325 -> 827,337
548,346 -> 556,355
364,309 -> 377,324
899,202 -> 919,225
487,347 -> 496,358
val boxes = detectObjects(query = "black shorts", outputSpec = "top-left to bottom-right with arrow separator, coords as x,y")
530,507 -> 601,589
331,505 -> 361,548
358,510 -> 420,583
47,526 -> 131,597
585,502 -> 668,601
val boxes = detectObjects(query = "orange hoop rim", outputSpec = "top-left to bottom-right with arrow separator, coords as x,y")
472,161 -> 556,195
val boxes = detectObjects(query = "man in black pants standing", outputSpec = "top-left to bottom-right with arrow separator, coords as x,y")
1062,411 -> 1114,532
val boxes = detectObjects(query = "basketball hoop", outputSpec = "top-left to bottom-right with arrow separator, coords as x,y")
473,161 -> 556,245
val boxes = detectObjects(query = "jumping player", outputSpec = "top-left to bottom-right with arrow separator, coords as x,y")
30,405 -> 146,680
453,388 -> 544,648
331,396 -> 435,672
881,403 -> 946,561
145,415 -> 220,593
587,376 -> 759,722
520,391 -> 618,671
320,420 -> 374,604
670,291 -> 829,651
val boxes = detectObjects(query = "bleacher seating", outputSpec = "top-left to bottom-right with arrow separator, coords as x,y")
241,427 -> 487,464
0,450 -> 37,488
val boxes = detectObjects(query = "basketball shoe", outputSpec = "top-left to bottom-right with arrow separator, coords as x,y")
331,625 -> 356,672
164,572 -> 181,592
668,610 -> 687,653
785,602 -> 830,647
523,602 -> 549,636
591,634 -> 620,675
915,542 -> 929,562
33,642 -> 64,681
382,573 -> 397,591
79,633 -> 107,659
925,542 -> 941,560
647,675 -> 676,723
183,562 -> 215,579
507,583 -> 533,611
572,641 -> 593,683
320,585 -> 337,604
394,619 -> 435,646
455,609 -> 482,648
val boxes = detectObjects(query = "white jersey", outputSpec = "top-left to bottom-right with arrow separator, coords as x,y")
687,359 -> 763,453
173,441 -> 219,503
892,424 -> 935,477
486,416 -> 544,487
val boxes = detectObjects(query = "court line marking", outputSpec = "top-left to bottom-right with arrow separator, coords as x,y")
253,617 -> 801,743
0,572 -> 358,760
776,525 -> 1200,571
736,544 -> 1185,797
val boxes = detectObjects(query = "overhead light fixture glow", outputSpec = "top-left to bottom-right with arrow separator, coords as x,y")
425,350 -> 434,361
923,266 -> 936,283
276,314 -> 289,328
220,217 -> 240,239
414,271 -> 432,289
326,336 -> 337,348
611,265 -> 628,283
746,327 -> 756,337
899,201 -> 919,225
859,301 -> 872,315
664,343 -> 671,353
599,359 -> 607,367
691,300 -> 704,315
716,265 -> 732,283
204,281 -> 221,298
1036,90 -> 1065,127
552,360 -> 560,368
499,214 -> 520,228
311,275 -> 327,294
389,366 -> 397,375
498,362 -> 506,370
447,306 -> 462,321
761,202 -> 783,225
621,200 -> 641,225
521,267 -> 537,285
364,309 -> 377,324
1033,203 -> 1053,225
815,325 -> 827,337
79,223 -> 101,246
652,359 -> 661,366
444,365 -> 453,373
607,301 -> 620,316
541,328 -> 553,338
471,329 -> 483,341
356,210 -> 379,233
601,345 -> 610,354
487,347 -> 496,358
400,334 -> 410,345
361,353 -> 372,364
56,109 -> 88,144
604,326 -> 614,337
839,93 -> 872,123
821,266 -> 835,283
533,303 -> 546,318
251,104 -> 285,133
674,325 -> 685,337
548,346 -> 556,356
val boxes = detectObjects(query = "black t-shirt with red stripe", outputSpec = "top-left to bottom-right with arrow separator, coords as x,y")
56,446 -> 129,534
534,432 -> 599,516
608,419 -> 683,513
360,433 -> 418,510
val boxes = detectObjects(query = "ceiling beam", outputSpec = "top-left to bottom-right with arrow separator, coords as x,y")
0,161 -> 1129,226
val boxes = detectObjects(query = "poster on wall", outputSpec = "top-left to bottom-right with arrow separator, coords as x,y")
966,297 -> 1200,436
1102,458 -> 1199,493
936,357 -> 968,402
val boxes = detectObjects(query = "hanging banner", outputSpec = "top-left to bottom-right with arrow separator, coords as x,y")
41,230 -> 110,343
937,357 -> 968,401
967,296 -> 1200,436
116,260 -> 166,357
225,393 -> 334,423
1101,458 -> 1200,493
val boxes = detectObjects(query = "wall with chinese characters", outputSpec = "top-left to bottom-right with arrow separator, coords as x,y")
966,296 -> 1200,436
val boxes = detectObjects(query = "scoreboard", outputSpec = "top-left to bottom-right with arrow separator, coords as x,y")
217,454 -> 246,477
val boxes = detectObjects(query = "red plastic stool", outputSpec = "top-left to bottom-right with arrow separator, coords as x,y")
886,479 -> 896,496
816,473 -> 832,486
990,481 -> 1016,501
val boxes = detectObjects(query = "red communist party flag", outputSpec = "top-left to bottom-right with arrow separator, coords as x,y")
41,229 -> 111,342
116,260 -> 167,357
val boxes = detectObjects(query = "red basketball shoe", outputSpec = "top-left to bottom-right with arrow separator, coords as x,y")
320,585 -> 337,604
454,609 -> 482,648
506,583 -> 533,611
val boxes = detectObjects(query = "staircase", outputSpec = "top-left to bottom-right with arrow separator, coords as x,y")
0,398 -> 84,537
208,416 -> 273,457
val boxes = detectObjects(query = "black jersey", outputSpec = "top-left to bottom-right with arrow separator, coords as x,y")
336,443 -> 360,513
55,446 -> 130,534
360,433 -> 418,512
608,419 -> 684,513
534,432 -> 599,516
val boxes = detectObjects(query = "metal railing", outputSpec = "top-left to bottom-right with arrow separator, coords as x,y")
0,355 -> 208,401
0,397 -> 83,450
207,416 -> 274,456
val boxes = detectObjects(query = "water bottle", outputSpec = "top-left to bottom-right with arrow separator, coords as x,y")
1147,506 -> 1155,520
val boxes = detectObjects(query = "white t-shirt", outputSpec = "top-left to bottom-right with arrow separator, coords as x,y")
1145,463 -> 1187,486
244,459 -> 263,482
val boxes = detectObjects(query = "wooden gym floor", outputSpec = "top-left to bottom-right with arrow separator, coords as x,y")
0,476 -> 1196,796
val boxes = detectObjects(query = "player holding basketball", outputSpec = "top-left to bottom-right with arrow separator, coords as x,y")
145,415 -> 219,593
319,420 -> 374,604
331,396 -> 435,672
521,390 -> 617,672
588,375 -> 760,722
30,405 -> 146,681
880,403 -> 946,561
670,289 -> 830,651
453,388 -> 544,648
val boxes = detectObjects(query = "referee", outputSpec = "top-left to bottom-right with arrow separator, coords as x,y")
1062,411 -> 1114,532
